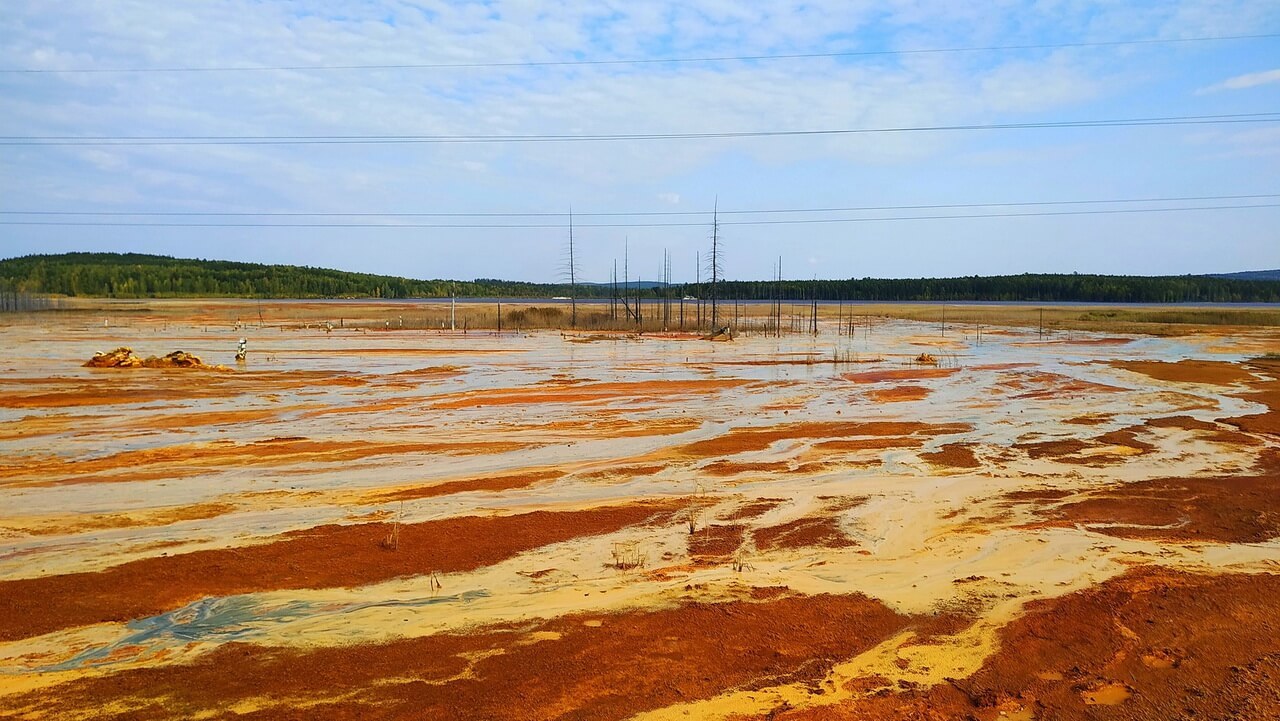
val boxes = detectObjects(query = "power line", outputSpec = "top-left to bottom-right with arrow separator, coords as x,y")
3,113 -> 1277,146
2,203 -> 1275,229
4,32 -> 1276,74
3,193 -> 1277,218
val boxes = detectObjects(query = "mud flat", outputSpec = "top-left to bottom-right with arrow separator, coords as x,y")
0,299 -> 1278,719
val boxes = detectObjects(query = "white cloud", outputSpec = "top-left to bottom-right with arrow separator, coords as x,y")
1198,68 -> 1280,94
2,0 -> 1279,279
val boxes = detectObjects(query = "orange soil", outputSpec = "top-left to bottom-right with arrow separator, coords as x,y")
537,416 -> 702,438
115,407 -> 304,431
577,463 -> 668,481
669,421 -> 971,459
840,368 -> 960,384
919,443 -> 981,469
0,370 -> 367,409
764,567 -> 1280,721
1013,336 -> 1134,346
1221,370 -> 1280,435
258,347 -> 515,355
688,524 -> 747,557
1111,359 -> 1257,385
0,438 -> 533,486
1014,438 -> 1090,460
0,500 -> 681,642
428,378 -> 751,409
1063,414 -> 1113,426
0,413 -> 108,440
811,436 -> 926,453
754,515 -> 858,552
4,591 -> 920,721
2,502 -> 237,537
1015,427 -> 1152,463
1021,473 -> 1280,543
722,498 -> 786,521
997,371 -> 1128,399
701,460 -> 792,476
866,385 -> 931,402
375,469 -> 566,502
1144,414 -> 1218,431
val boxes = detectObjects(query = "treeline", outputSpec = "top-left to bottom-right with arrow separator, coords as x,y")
0,253 -> 582,299
698,274 -> 1280,303
2,252 -> 1279,303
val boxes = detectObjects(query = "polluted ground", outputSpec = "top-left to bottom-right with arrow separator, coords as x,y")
1,298 -> 1278,720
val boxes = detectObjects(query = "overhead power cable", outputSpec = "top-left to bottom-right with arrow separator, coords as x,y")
3,193 -> 1277,218
2,203 -> 1276,229
3,113 -> 1278,146
3,32 -> 1276,74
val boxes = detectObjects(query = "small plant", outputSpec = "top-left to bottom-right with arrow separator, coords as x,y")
685,508 -> 703,535
381,502 -> 404,551
732,554 -> 754,573
610,541 -> 646,570
429,571 -> 443,591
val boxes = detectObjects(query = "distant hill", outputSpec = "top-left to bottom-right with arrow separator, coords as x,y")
2,252 -> 1279,303
1209,270 -> 1280,282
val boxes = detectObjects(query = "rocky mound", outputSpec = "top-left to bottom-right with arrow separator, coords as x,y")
84,347 -> 220,369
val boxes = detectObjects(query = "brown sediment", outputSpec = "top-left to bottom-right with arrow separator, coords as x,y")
754,515 -> 859,552
1144,414 -> 1218,431
841,368 -> 960,384
1111,358 -> 1256,385
0,500 -> 682,642
701,460 -> 792,476
374,469 -> 566,502
1019,474 -> 1280,543
0,413 -> 110,440
3,591 -> 918,721
1012,336 -> 1134,346
1,502 -> 238,537
1092,428 -> 1155,453
1063,414 -> 1113,426
811,436 -> 926,453
389,365 -> 465,377
998,371 -> 1128,399
0,438 -> 533,486
688,524 -> 746,558
670,422 -> 971,459
259,347 -> 516,355
577,463 -> 668,481
866,385 -> 931,402
1221,378 -> 1280,436
0,370 -> 369,409
722,498 -> 786,521
919,443 -> 981,469
539,416 -> 702,438
427,378 -> 751,409
763,567 -> 1280,721
1015,438 -> 1091,460
114,407 -> 304,431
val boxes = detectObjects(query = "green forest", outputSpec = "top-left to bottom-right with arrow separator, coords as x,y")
2,252 -> 1279,303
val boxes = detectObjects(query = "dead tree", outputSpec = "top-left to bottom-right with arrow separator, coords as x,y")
708,198 -> 722,329
562,208 -> 580,328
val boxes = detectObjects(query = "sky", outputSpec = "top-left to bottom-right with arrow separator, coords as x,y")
1,0 -> 1278,283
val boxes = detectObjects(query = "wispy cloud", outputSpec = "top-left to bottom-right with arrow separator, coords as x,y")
1198,68 -> 1280,93
1,0 -> 1278,279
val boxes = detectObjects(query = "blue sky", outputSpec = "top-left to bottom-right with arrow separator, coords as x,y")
1,0 -> 1278,282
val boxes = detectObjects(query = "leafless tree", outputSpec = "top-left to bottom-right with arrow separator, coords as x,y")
562,208 -> 580,328
707,198 -> 723,329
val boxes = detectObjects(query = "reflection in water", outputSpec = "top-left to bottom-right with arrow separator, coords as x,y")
33,588 -> 490,673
